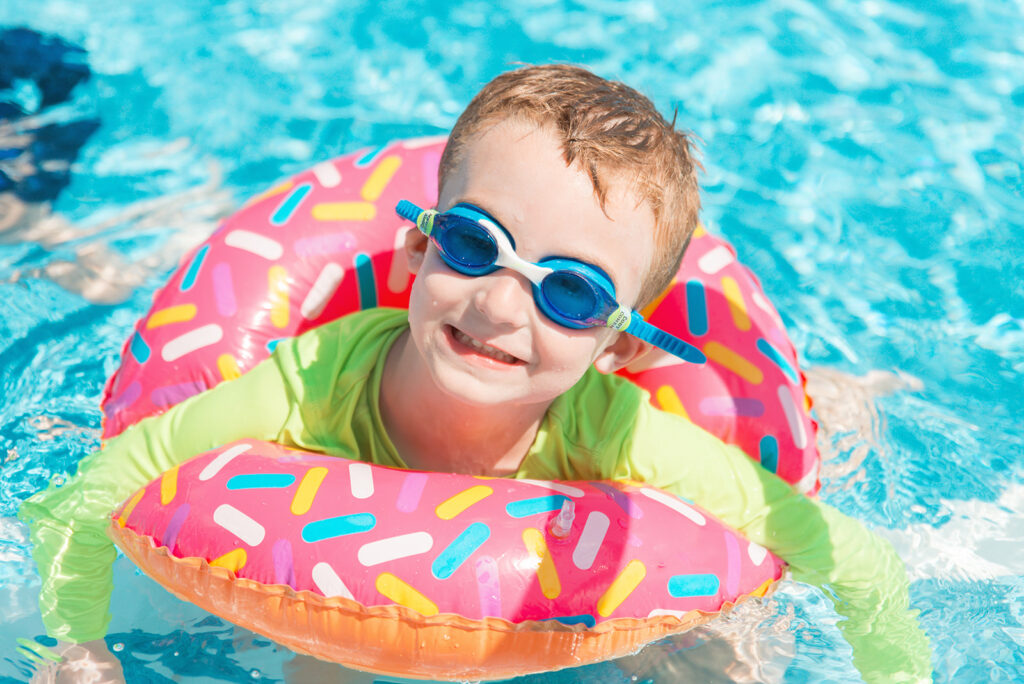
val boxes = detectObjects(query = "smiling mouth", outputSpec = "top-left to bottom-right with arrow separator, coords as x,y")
448,326 -> 524,365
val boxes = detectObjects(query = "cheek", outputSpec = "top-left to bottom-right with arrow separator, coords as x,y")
534,323 -> 607,372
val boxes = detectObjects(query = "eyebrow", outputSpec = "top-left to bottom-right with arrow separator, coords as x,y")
453,195 -> 620,288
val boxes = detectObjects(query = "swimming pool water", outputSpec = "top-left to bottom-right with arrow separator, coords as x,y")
1,1 -> 1022,681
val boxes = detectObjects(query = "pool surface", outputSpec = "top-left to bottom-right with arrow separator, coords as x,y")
1,1 -> 1022,682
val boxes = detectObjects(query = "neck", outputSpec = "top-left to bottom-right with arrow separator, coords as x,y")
379,330 -> 549,476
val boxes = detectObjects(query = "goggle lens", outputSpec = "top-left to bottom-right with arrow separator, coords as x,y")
541,271 -> 599,321
438,217 -> 497,271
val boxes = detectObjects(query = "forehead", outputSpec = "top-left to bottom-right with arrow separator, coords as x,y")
438,118 -> 655,301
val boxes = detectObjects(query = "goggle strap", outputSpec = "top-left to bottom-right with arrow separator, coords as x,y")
624,315 -> 707,365
396,200 -> 438,237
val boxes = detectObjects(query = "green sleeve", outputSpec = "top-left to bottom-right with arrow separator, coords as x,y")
17,351 -> 298,644
621,404 -> 933,683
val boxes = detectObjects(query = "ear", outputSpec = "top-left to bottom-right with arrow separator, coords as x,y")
404,226 -> 429,274
592,332 -> 652,375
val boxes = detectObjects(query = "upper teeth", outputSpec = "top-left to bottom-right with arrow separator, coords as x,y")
453,329 -> 519,363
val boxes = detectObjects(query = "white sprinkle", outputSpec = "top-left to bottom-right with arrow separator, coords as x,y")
777,385 -> 808,449
572,512 -> 610,570
161,324 -> 223,362
312,162 -> 342,188
300,263 -> 345,320
225,230 -> 284,260
518,479 -> 585,498
748,542 -> 768,566
794,462 -> 819,495
349,462 -> 374,499
311,562 -> 354,599
199,443 -> 254,481
639,488 -> 707,526
213,504 -> 265,546
752,290 -> 784,327
357,532 -> 433,566
387,226 -> 412,294
696,244 -> 737,274
648,608 -> 688,619
697,245 -> 734,274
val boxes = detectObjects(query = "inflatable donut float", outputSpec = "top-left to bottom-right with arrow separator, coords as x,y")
102,137 -> 819,679
110,439 -> 785,680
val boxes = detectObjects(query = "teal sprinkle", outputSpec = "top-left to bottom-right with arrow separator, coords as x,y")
355,252 -> 377,309
180,244 -> 209,292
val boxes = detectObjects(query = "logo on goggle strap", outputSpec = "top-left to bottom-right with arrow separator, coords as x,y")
606,307 -> 631,331
417,210 -> 438,236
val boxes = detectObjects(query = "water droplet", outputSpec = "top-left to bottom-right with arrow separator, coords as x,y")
250,669 -> 261,679
112,643 -> 124,652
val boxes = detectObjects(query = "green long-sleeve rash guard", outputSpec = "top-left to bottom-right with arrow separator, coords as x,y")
20,307 -> 932,682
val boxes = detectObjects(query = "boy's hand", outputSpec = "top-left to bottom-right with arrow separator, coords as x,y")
31,640 -> 126,684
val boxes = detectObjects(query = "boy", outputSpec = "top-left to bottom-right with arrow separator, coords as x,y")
22,65 -> 931,683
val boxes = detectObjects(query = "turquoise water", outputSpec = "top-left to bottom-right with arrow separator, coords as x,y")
1,1 -> 1022,682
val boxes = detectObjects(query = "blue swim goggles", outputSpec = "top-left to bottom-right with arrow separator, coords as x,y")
396,200 -> 706,364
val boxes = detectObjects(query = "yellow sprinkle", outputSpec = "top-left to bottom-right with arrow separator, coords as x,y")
210,548 -> 247,573
117,489 -> 146,528
311,202 -> 377,222
291,467 -> 328,515
268,265 -> 289,329
721,276 -> 751,331
360,155 -> 402,202
522,528 -> 561,599
160,466 -> 179,506
655,385 -> 689,420
751,578 -> 775,598
146,304 -> 197,329
375,572 -> 438,616
703,341 -> 764,385
597,559 -> 646,617
246,180 -> 294,207
639,279 -> 676,320
435,485 -> 493,520
217,353 -> 241,381
693,223 -> 707,238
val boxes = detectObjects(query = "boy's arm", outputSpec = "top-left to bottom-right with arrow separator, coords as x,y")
18,350 -> 297,644
622,405 -> 932,683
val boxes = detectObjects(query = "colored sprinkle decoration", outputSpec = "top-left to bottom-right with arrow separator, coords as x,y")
506,495 -> 570,518
301,513 -> 376,543
685,280 -> 708,336
547,614 -> 597,628
160,466 -> 179,505
270,183 -> 312,226
180,245 -> 209,292
597,560 -> 646,617
129,332 -> 151,364
756,338 -> 799,383
226,473 -> 296,490
354,252 -> 377,309
291,467 -> 328,515
375,572 -> 438,616
432,523 -> 491,580
435,485 -> 493,520
667,573 -> 720,598
759,435 -> 780,473
522,528 -> 561,599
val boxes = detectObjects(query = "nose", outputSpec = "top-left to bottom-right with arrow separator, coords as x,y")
471,270 -> 534,329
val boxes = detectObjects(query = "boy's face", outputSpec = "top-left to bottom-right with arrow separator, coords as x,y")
404,117 -> 655,409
